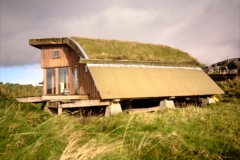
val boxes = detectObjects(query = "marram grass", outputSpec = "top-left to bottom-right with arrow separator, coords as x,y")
1,90 -> 239,159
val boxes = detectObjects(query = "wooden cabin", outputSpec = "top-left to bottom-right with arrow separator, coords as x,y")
29,37 -> 224,116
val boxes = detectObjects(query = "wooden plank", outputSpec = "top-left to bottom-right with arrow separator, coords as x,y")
16,97 -> 46,103
42,95 -> 89,100
60,100 -> 110,108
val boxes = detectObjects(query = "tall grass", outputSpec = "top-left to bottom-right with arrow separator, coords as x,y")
72,37 -> 202,66
0,83 -> 42,98
1,89 -> 239,159
0,78 -> 239,159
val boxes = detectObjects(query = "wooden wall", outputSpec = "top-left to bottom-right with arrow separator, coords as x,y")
78,63 -> 100,99
41,45 -> 100,99
41,45 -> 79,68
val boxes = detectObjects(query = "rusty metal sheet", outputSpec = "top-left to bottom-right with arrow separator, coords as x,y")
88,66 -> 224,100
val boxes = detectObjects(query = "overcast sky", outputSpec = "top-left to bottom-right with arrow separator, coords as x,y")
0,0 -> 239,84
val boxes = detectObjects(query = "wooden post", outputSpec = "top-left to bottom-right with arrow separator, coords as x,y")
43,69 -> 47,95
66,75 -> 69,89
57,102 -> 62,115
77,64 -> 80,94
55,68 -> 59,94
69,65 -> 74,94
51,72 -> 54,94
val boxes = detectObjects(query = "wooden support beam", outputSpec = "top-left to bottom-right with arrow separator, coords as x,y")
57,102 -> 62,115
16,97 -> 47,103
42,95 -> 89,101
60,100 -> 110,108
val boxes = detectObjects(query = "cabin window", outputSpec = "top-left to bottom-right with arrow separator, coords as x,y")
53,51 -> 60,58
47,68 -> 56,94
59,67 -> 69,94
74,67 -> 78,94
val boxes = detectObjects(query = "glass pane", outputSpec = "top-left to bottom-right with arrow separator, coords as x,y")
54,51 -> 59,58
74,67 -> 78,94
59,67 -> 69,94
47,68 -> 55,94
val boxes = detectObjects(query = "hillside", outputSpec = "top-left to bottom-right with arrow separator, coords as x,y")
71,37 -> 202,66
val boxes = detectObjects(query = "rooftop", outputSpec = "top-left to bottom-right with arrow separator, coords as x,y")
29,37 -> 202,67
72,37 -> 201,66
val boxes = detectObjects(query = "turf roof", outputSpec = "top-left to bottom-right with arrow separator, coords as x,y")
71,36 -> 202,66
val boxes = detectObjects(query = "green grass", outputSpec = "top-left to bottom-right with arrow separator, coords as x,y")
0,89 -> 239,159
0,83 -> 42,98
216,78 -> 240,103
72,37 -> 202,66
0,79 -> 239,159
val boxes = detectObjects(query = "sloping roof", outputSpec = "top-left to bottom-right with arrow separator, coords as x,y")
29,37 -> 88,58
87,64 -> 224,100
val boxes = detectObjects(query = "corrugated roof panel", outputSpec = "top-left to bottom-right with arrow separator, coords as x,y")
88,66 -> 224,99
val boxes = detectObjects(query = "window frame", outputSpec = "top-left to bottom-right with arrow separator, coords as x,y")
53,50 -> 60,59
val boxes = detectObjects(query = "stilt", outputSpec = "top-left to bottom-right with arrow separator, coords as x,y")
57,102 -> 62,115
159,99 -> 175,110
201,97 -> 215,106
105,99 -> 122,117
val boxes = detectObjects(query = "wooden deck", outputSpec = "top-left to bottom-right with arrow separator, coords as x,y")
42,95 -> 89,101
16,97 -> 47,103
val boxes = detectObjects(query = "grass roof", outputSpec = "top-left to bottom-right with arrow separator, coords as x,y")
71,37 -> 202,66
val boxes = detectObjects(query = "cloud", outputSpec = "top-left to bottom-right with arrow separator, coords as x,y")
0,0 -> 239,67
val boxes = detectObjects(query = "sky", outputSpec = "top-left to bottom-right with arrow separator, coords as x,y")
0,0 -> 240,85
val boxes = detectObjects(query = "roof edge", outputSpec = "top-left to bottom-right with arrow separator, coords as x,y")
87,63 -> 201,70
29,37 -> 88,58
80,58 -> 201,68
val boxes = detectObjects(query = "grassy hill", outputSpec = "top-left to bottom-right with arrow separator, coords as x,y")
0,81 -> 240,159
72,37 -> 202,66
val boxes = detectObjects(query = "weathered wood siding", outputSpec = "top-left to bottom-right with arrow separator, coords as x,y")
41,45 -> 79,68
41,45 -> 100,99
78,63 -> 100,99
